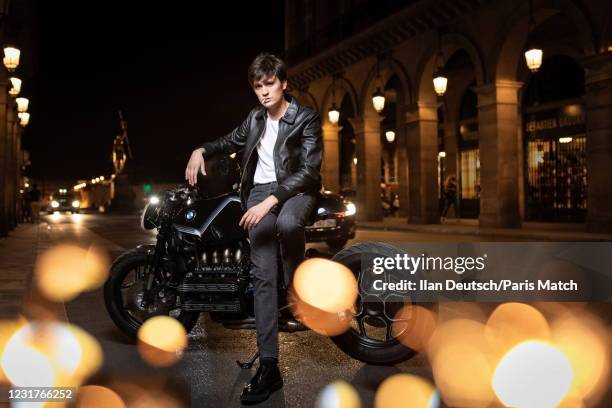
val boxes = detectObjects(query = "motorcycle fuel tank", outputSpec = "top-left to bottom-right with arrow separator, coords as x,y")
173,193 -> 247,242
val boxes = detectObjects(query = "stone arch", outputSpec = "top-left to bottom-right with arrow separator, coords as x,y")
359,57 -> 412,117
493,0 -> 596,82
294,89 -> 319,112
321,76 -> 359,123
414,32 -> 487,105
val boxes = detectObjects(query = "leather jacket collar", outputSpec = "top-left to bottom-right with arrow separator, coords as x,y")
254,94 -> 298,125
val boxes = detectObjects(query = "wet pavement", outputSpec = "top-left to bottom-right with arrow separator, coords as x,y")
18,212 -> 611,407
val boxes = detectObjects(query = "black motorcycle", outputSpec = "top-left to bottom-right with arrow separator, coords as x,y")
104,162 -> 433,365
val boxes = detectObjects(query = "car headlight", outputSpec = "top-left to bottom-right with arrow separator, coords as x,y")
72,200 -> 80,208
344,201 -> 356,216
51,200 -> 59,208
149,195 -> 160,205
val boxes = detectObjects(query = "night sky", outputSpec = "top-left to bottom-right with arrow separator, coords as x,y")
24,1 -> 285,183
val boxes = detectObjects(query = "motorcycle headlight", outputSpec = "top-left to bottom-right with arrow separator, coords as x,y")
140,202 -> 159,230
72,200 -> 80,208
149,195 -> 160,205
51,200 -> 59,208
344,201 -> 356,216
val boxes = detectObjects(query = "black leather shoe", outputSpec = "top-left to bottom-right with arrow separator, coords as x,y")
240,363 -> 283,404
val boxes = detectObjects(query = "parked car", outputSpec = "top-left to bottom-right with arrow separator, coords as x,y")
305,189 -> 356,251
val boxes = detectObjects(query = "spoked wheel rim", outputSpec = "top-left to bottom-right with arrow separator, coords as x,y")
346,263 -> 415,347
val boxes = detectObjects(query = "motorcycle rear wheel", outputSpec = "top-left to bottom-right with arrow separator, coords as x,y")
104,248 -> 200,339
331,242 -> 437,365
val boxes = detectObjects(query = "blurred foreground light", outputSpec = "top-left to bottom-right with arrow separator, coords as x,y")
1,321 -> 103,388
492,340 -> 572,408
289,258 -> 357,336
35,244 -> 110,302
552,313 -> 610,405
316,380 -> 361,408
428,319 -> 495,406
3,46 -> 20,71
292,258 -> 357,314
485,303 -> 550,357
137,316 -> 187,367
392,305 -> 437,352
75,385 -> 126,408
375,374 -> 439,408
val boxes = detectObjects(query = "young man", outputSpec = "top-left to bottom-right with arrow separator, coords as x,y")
185,53 -> 323,404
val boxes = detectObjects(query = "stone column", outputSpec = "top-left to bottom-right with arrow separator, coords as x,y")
476,80 -> 522,228
349,115 -> 383,221
396,102 -> 410,218
321,122 -> 341,193
405,102 -> 439,224
6,102 -> 15,229
584,52 -> 612,232
14,123 -> 22,226
443,120 -> 459,181
0,85 -> 8,236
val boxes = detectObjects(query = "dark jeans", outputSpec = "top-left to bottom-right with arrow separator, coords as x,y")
442,192 -> 459,217
246,181 -> 316,359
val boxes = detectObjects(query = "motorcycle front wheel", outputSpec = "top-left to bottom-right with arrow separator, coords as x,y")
104,248 -> 200,339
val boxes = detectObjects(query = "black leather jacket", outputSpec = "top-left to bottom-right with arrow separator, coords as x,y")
201,95 -> 323,209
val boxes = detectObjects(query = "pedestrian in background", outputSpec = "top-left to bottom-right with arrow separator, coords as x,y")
29,184 -> 42,224
441,175 -> 459,222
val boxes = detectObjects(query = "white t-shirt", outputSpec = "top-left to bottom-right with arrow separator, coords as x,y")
253,114 -> 279,184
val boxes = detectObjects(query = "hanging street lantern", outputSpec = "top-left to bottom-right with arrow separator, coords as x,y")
371,56 -> 386,112
16,97 -> 29,113
372,88 -> 385,112
3,46 -> 20,72
433,69 -> 448,96
524,0 -> 543,72
9,77 -> 21,97
19,112 -> 29,126
525,48 -> 543,72
385,130 -> 396,143
328,103 -> 340,124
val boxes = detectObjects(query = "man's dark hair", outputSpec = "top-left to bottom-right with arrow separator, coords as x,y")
248,53 -> 287,86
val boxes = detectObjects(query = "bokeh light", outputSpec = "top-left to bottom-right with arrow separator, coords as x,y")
552,313 -> 610,405
374,374 -> 439,408
485,303 -> 550,357
75,385 -> 126,408
288,258 -> 358,336
0,321 -> 103,388
315,380 -> 361,408
392,305 -> 437,352
292,258 -> 358,313
34,244 -> 110,302
427,319 -> 495,407
492,340 -> 573,408
137,316 -> 188,367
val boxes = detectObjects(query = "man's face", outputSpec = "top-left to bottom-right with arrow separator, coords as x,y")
252,74 -> 287,110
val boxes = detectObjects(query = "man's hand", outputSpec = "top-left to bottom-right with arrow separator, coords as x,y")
185,148 -> 206,186
239,196 -> 279,230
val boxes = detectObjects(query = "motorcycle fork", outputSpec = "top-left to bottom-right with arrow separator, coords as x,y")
144,231 -> 170,303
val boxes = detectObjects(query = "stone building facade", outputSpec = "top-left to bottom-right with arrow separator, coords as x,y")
285,0 -> 612,232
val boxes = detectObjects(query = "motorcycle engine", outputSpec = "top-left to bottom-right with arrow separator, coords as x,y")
179,243 -> 251,314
